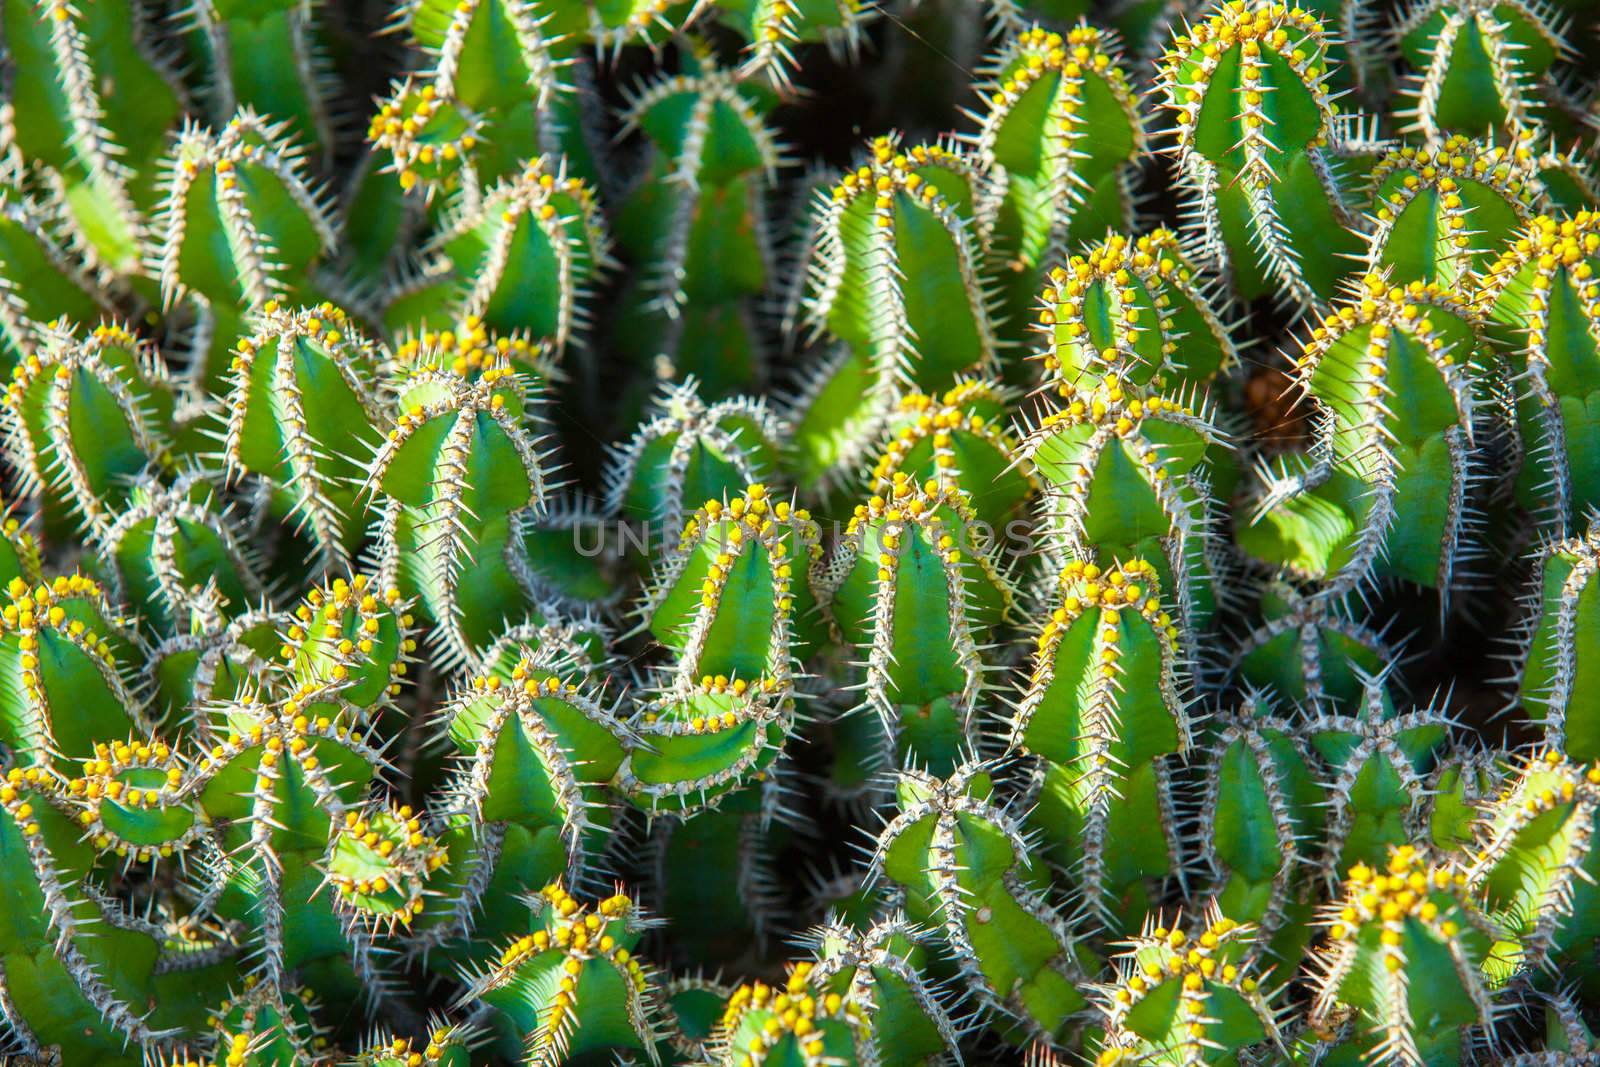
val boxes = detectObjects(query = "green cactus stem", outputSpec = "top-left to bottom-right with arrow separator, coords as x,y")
793,136 -> 999,397
1302,674 -> 1454,884
1018,380 -> 1228,636
1473,209 -> 1600,537
1364,135 -> 1543,288
458,882 -> 662,1067
1512,516 -> 1600,760
823,480 -> 1014,773
0,175 -> 117,372
1092,909 -> 1286,1065
184,0 -> 337,162
975,23 -> 1145,326
1033,230 -> 1236,396
1228,582 -> 1397,711
370,360 -> 553,664
93,469 -> 266,638
384,157 -> 611,358
155,110 -> 339,317
1468,750 -> 1600,991
221,302 -> 383,573
621,483 -> 820,812
1390,0 -> 1571,142
1240,276 -> 1488,604
2,319 -> 174,540
0,573 -> 149,772
606,379 -> 787,552
1310,845 -> 1503,1066
350,1019 -> 481,1066
1008,557 -> 1192,938
872,763 -> 1090,1044
1196,694 -> 1327,975
1158,2 -> 1363,310
1,0 -> 183,279
865,379 -> 1034,530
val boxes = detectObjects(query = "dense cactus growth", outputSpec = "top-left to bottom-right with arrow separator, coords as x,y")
0,0 -> 1597,1064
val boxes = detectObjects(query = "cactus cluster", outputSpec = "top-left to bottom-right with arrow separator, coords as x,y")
0,0 -> 1599,1064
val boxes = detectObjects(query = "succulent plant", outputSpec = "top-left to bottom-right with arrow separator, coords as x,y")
0,1 -> 1595,1064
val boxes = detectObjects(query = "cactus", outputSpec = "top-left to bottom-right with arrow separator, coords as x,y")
708,919 -> 961,1067
975,23 -> 1145,329
221,302 -> 383,573
1158,2 -> 1365,310
1,0 -> 183,280
155,111 -> 339,328
823,480 -> 1014,772
1240,275 -> 1488,603
1228,582 -> 1398,710
1474,209 -> 1600,536
1007,557 -> 1194,938
1195,694 -> 1326,975
384,157 -> 611,358
865,379 -> 1034,530
0,0 -> 1598,1062
791,136 -> 999,398
1092,909 -> 1286,1064
612,57 -> 782,398
1364,136 -> 1542,288
458,882 -> 662,1065
370,359 -> 553,663
92,469 -> 266,637
872,763 -> 1091,1044
1512,515 -> 1600,760
1468,750 -> 1600,994
1019,379 -> 1229,635
3,319 -> 174,539
1310,845 -> 1502,1065
621,483 -> 820,811
183,0 -> 337,162
1388,0 -> 1572,142
606,379 -> 787,553
1033,229 -> 1236,396
1302,673 -> 1456,884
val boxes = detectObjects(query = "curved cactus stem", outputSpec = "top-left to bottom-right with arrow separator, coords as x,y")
1018,379 -> 1231,637
1195,693 -> 1327,976
974,22 -> 1145,332
3,319 -> 174,540
866,379 -> 1034,530
1512,517 -> 1600,761
1033,229 -> 1236,397
605,377 -> 787,551
370,362 -> 554,665
1391,0 -> 1571,142
0,0 -> 184,281
1468,750 -> 1600,990
1228,582 -> 1400,710
1158,2 -> 1363,311
93,469 -> 267,638
154,110 -> 338,313
1303,674 -> 1456,885
1239,275 -> 1489,606
621,484 -> 820,813
1363,136 -> 1542,288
